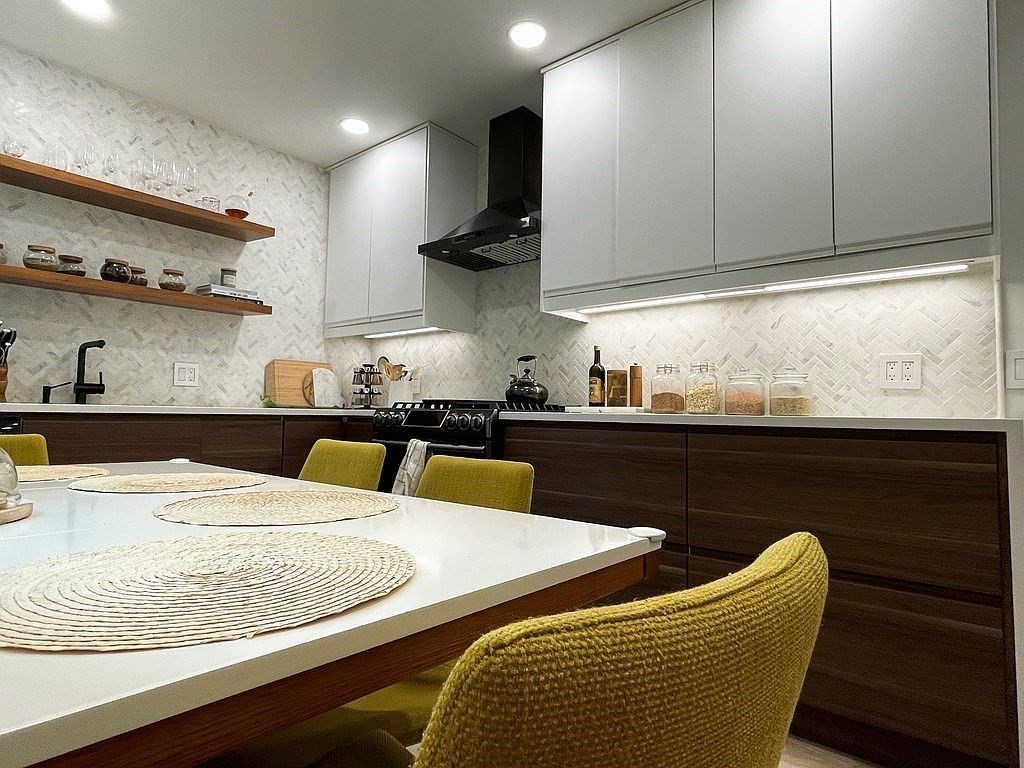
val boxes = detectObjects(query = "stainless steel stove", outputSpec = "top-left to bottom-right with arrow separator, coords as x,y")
371,399 -> 564,489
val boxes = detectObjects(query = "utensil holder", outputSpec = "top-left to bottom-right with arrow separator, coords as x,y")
387,379 -> 415,406
0,363 -> 7,403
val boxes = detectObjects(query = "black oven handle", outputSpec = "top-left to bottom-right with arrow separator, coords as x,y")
372,439 -> 486,455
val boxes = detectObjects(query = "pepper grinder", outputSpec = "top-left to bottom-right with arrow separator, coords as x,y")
629,364 -> 643,408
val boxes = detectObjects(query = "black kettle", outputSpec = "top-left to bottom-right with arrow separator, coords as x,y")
506,355 -> 549,405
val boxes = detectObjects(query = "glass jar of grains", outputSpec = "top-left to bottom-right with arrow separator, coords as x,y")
651,364 -> 686,413
129,265 -> 148,286
686,362 -> 719,414
23,245 -> 58,271
159,268 -> 187,292
100,258 -> 131,283
56,254 -> 86,277
769,367 -> 813,416
724,370 -> 766,415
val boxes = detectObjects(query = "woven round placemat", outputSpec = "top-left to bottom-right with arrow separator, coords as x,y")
154,489 -> 400,526
0,531 -> 415,651
68,472 -> 267,494
16,465 -> 109,483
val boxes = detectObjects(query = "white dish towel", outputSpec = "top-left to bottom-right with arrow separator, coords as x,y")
392,439 -> 429,496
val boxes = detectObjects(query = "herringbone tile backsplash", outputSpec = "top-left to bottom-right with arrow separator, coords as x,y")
337,260 -> 998,417
0,43 -> 998,417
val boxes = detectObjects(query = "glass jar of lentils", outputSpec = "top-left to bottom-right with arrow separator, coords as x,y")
769,367 -> 813,416
651,364 -> 686,413
724,370 -> 766,415
685,362 -> 719,414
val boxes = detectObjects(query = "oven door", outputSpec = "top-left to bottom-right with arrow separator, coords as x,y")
373,438 -> 488,492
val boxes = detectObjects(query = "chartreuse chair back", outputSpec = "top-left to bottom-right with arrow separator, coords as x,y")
0,434 -> 49,466
415,532 -> 828,768
298,439 -> 385,491
414,455 -> 534,514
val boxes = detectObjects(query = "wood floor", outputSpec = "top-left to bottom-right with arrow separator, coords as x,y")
781,737 -> 881,768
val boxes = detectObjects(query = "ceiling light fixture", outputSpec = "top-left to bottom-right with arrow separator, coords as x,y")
508,21 -> 547,49
340,118 -> 370,135
364,326 -> 442,340
577,263 -> 970,315
61,0 -> 112,21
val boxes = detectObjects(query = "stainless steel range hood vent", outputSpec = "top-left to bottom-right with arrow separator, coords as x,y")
419,107 -> 541,271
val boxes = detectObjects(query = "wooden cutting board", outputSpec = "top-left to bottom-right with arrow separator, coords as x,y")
264,359 -> 333,407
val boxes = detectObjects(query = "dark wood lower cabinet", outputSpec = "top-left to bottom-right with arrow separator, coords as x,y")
19,413 -> 372,477
502,420 -> 1017,768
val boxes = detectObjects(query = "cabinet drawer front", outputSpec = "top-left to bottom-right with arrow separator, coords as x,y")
688,431 -> 1002,594
282,417 -> 345,478
22,415 -> 203,464
689,556 -> 1009,763
503,424 -> 685,546
200,417 -> 283,475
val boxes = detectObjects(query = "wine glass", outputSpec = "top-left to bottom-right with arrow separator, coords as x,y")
142,156 -> 158,191
101,147 -> 121,182
44,144 -> 68,171
73,140 -> 97,174
179,163 -> 198,198
128,158 -> 147,190
159,159 -> 178,196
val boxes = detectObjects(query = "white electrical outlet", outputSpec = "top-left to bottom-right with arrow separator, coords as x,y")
878,353 -> 922,390
173,362 -> 199,388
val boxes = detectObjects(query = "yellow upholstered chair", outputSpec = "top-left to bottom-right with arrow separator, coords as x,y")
414,455 -> 534,514
298,440 -> 385,491
0,434 -> 49,466
308,532 -> 829,768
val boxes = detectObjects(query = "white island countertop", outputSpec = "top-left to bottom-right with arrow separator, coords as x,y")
0,403 -> 375,417
499,410 -> 1024,433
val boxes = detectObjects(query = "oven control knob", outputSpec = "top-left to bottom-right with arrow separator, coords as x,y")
469,414 -> 485,431
443,414 -> 458,431
456,414 -> 471,430
384,412 -> 397,426
372,412 -> 384,426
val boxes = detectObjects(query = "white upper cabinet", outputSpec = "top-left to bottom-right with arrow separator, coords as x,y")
617,1 -> 714,283
367,128 -> 427,319
714,0 -> 834,270
832,0 -> 992,253
541,41 -> 620,295
324,124 -> 477,337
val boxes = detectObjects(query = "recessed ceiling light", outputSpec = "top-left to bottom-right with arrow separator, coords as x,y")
61,0 -> 112,21
508,21 -> 547,49
340,118 -> 370,135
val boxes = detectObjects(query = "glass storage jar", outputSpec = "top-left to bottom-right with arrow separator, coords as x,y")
129,265 -> 147,286
100,258 -> 131,283
159,268 -> 186,292
0,243 -> 6,265
220,267 -> 237,287
686,362 -> 719,414
23,245 -> 58,271
56,254 -> 86,277
724,370 -> 766,415
769,367 -> 813,416
650,364 -> 686,413
0,447 -> 20,509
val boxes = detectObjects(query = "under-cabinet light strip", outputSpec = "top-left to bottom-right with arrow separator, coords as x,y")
577,263 -> 970,315
364,326 -> 443,339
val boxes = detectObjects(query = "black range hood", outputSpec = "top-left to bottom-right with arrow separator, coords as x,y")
419,106 -> 541,272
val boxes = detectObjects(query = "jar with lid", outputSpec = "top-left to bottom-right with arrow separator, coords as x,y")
0,243 -> 6,265
686,362 -> 719,414
769,367 -> 813,416
129,265 -> 147,286
219,267 -> 237,288
100,258 -> 131,283
57,254 -> 86,277
159,268 -> 187,292
650,364 -> 686,413
724,370 -> 766,415
23,245 -> 58,271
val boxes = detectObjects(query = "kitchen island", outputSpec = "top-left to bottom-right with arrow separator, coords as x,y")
501,412 -> 1024,768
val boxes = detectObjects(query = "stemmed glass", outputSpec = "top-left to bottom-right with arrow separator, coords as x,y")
178,163 -> 198,199
102,147 -> 121,183
160,159 -> 178,198
73,140 -> 97,174
44,144 -> 67,171
142,156 -> 158,191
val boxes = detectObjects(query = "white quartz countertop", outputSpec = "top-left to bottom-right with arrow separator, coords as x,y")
499,410 -> 1024,433
0,403 -> 374,417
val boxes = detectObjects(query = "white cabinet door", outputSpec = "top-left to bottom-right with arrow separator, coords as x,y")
368,128 -> 427,318
617,1 -> 713,283
541,42 -> 619,295
832,0 -> 992,253
325,153 -> 372,325
714,0 -> 833,269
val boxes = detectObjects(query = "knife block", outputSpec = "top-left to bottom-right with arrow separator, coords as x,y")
0,363 -> 7,404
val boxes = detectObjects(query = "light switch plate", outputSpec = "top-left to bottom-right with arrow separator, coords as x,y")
173,362 -> 199,388
878,353 -> 922,390
1005,350 -> 1024,389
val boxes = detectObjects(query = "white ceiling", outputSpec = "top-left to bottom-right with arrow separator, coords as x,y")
0,0 -> 673,167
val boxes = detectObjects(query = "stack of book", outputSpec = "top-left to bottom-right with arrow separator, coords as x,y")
195,284 -> 263,306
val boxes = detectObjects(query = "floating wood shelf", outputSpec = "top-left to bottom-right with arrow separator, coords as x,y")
0,265 -> 272,316
0,154 -> 275,242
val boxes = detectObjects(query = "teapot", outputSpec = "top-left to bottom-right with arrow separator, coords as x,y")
506,355 -> 549,405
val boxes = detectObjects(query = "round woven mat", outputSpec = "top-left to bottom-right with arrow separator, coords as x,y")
0,531 -> 415,651
16,465 -> 109,483
154,489 -> 399,526
68,472 -> 267,494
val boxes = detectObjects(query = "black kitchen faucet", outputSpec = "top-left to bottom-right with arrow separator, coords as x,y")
73,339 -> 106,404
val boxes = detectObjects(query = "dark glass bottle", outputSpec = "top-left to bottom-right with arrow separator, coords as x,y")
588,346 -> 606,407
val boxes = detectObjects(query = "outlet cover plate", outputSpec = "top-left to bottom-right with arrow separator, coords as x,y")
879,353 -> 922,390
173,362 -> 199,388
1005,350 -> 1024,389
